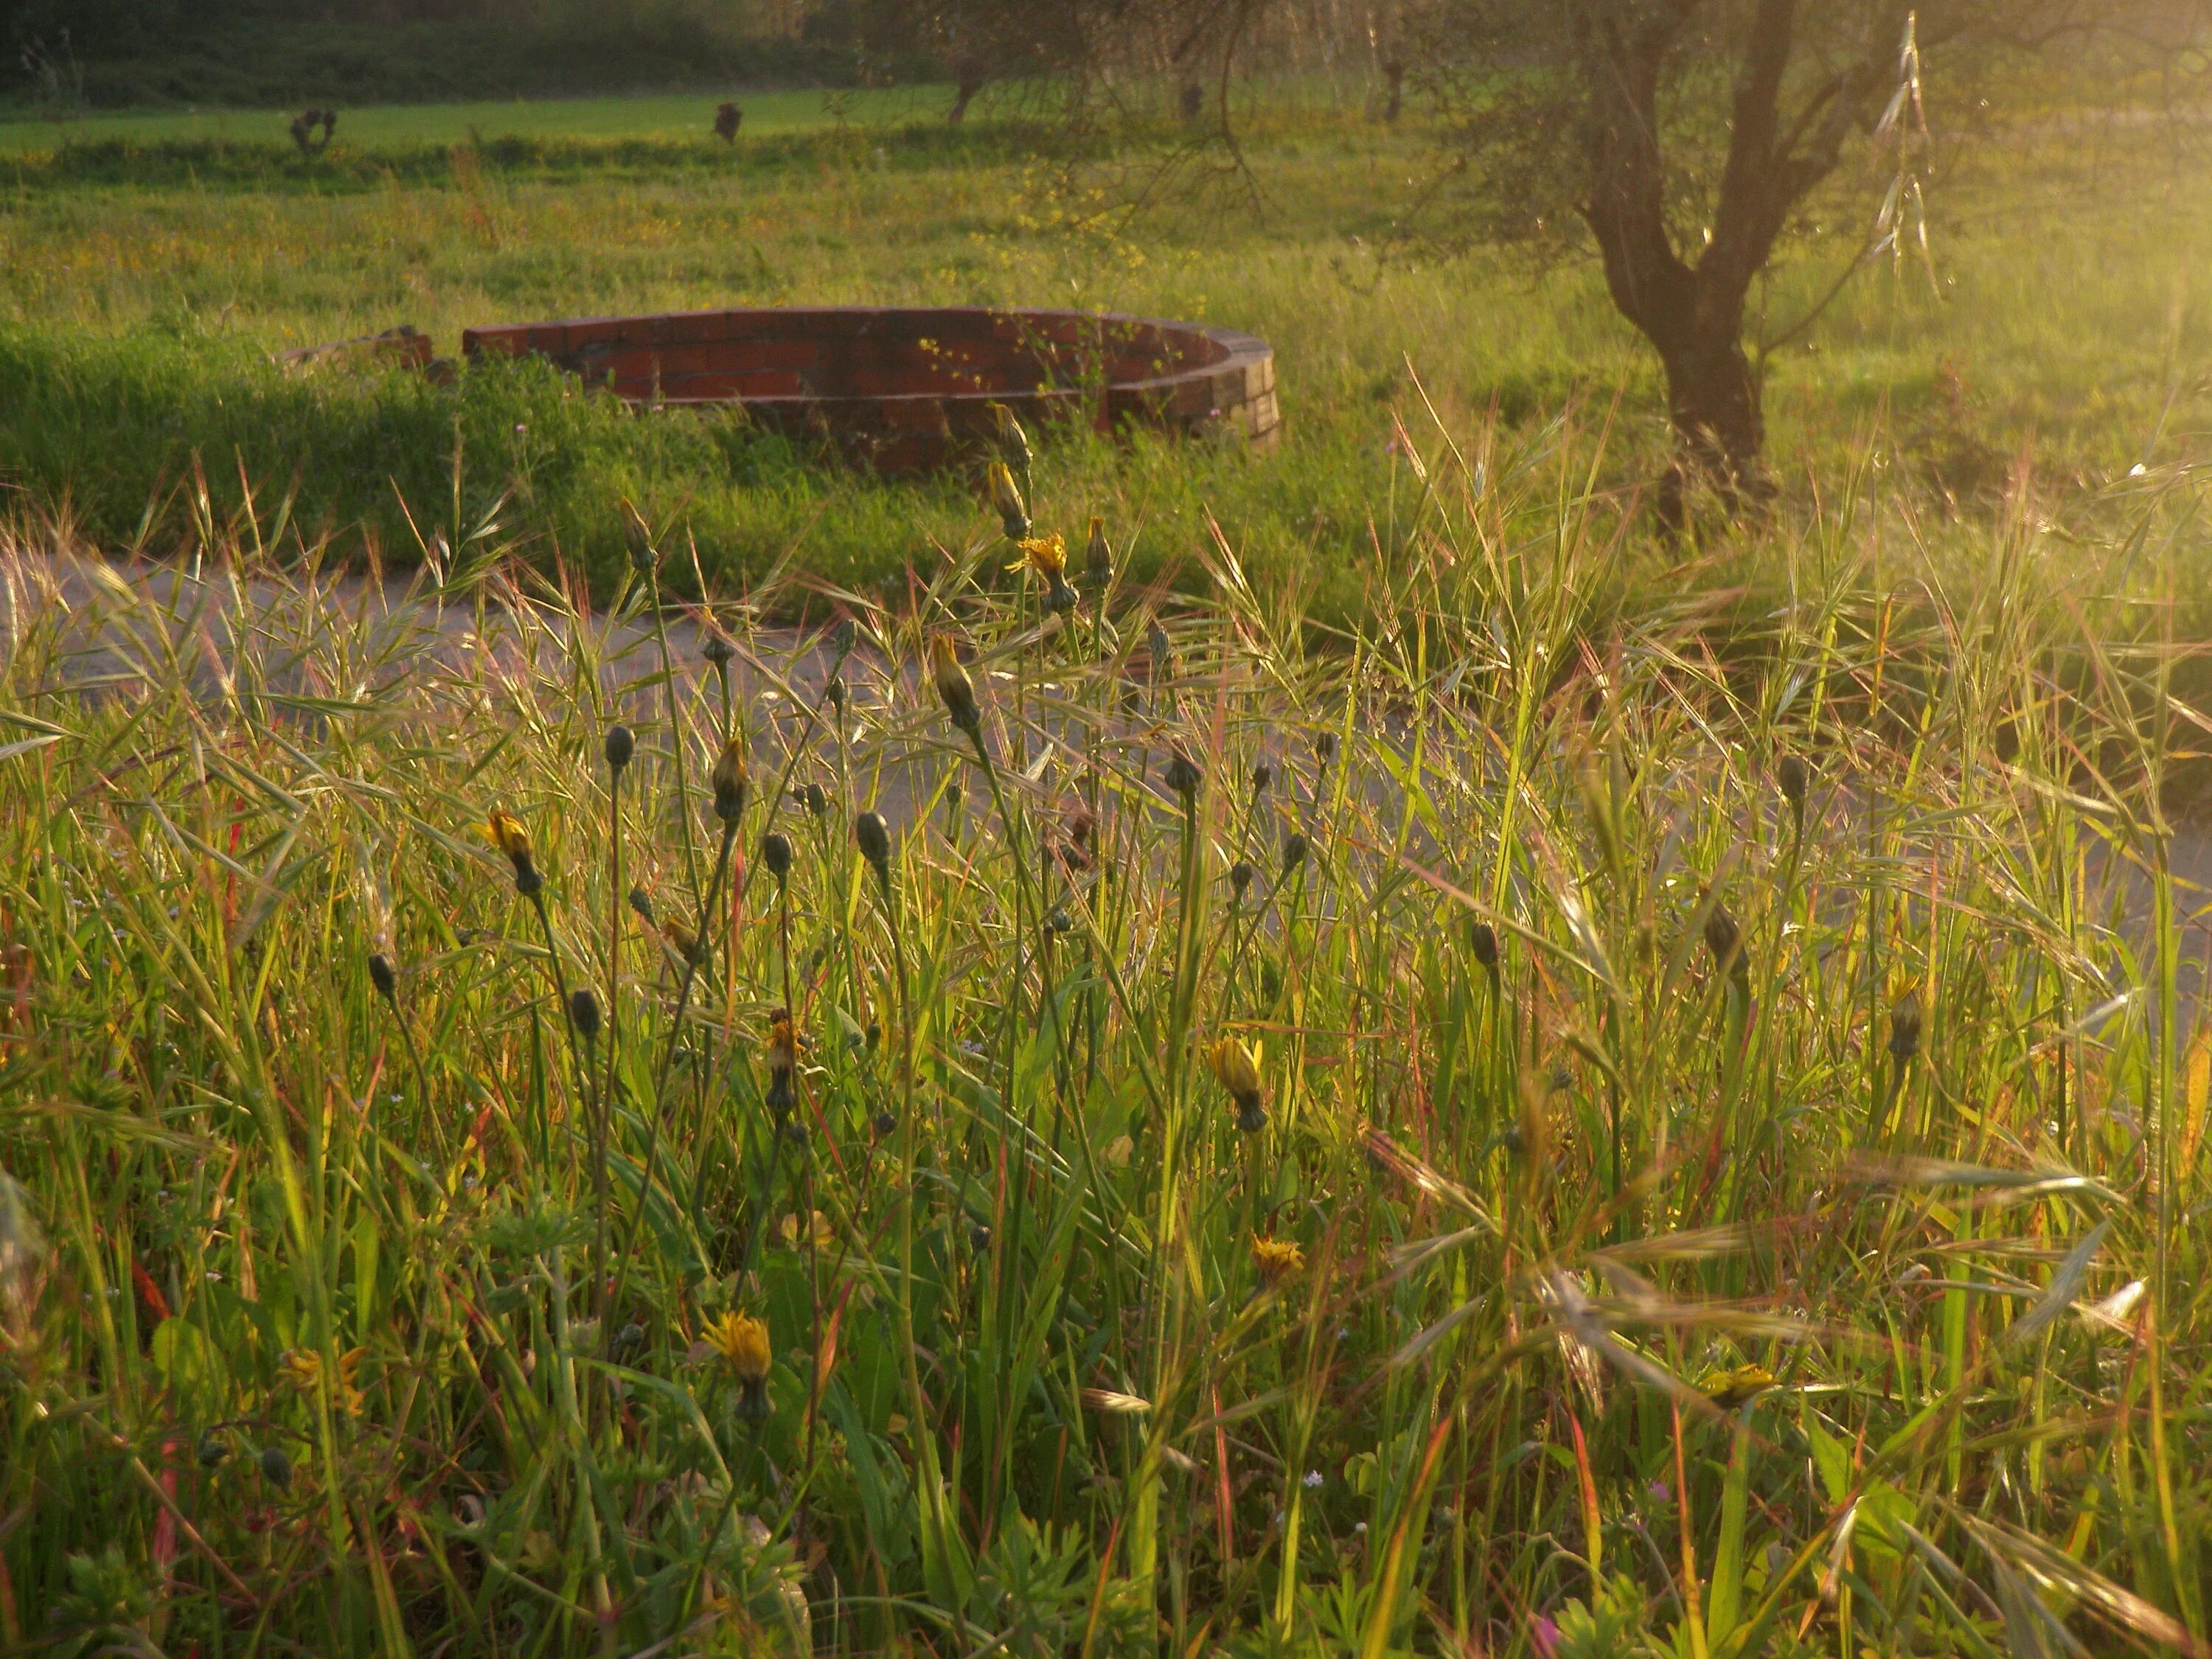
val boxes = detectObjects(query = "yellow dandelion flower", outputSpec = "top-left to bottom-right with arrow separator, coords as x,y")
703,1311 -> 773,1384
1251,1235 -> 1305,1284
1698,1363 -> 1775,1411
1206,1034 -> 1266,1132
931,634 -> 981,734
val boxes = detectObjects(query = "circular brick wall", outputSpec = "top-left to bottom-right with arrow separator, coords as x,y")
462,306 -> 1279,474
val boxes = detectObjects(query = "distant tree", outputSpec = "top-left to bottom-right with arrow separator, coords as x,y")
1064,0 -> 2209,516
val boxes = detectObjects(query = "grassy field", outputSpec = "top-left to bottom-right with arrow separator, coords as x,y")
4,82 -> 2212,1658
0,89 -> 2206,622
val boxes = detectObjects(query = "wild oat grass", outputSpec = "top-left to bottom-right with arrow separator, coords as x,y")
1,402 -> 2208,1656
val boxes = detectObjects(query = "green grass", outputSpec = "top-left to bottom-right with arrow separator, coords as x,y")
1,406 -> 2209,1655
0,93 -> 2205,625
0,86 -> 964,153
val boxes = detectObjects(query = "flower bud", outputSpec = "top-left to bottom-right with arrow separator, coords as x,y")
258,1445 -> 293,1489
367,951 -> 397,999
1778,753 -> 1809,810
603,723 -> 634,772
987,460 -> 1030,542
568,988 -> 602,1040
487,808 -> 540,896
1251,761 -> 1273,795
1163,751 -> 1203,799
855,810 -> 891,884
1470,921 -> 1499,973
711,737 -> 748,823
701,630 -> 735,667
627,885 -> 656,925
1281,830 -> 1308,874
762,831 -> 793,880
931,636 -> 981,734
1083,514 -> 1112,591
1888,992 -> 1922,1061
1230,860 -> 1254,897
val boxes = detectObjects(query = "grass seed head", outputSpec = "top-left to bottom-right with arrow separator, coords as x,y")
366,950 -> 397,1000
931,635 -> 981,734
711,737 -> 749,823
603,723 -> 634,773
987,460 -> 1030,541
487,808 -> 541,896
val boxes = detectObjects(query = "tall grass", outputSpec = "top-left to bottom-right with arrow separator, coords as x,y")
1,402 -> 2208,1656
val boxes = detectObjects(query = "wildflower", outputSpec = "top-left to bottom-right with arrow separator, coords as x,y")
700,630 -> 735,668
1206,1034 -> 1266,1133
1162,750 -> 1203,800
1083,515 -> 1113,591
1530,1613 -> 1561,1659
1698,1363 -> 1775,1411
703,1310 -> 773,1419
568,988 -> 601,1040
487,808 -> 541,896
1251,1234 -> 1304,1283
280,1345 -> 367,1415
931,636 -> 981,735
987,459 -> 1031,541
1302,1469 -> 1324,1490
1011,532 -> 1079,613
366,950 -> 397,1000
603,723 -> 634,773
1888,991 -> 1922,1061
711,737 -> 748,823
781,1210 -> 834,1250
765,1007 -> 796,1113
762,831 -> 793,880
855,811 -> 891,888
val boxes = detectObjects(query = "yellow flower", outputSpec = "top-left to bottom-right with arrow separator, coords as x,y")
1251,1234 -> 1304,1284
1698,1363 -> 1775,1411
1206,1034 -> 1266,1132
703,1311 -> 773,1385
1009,532 -> 1078,613
486,808 -> 538,891
281,1345 -> 367,1415
1009,532 -> 1067,578
931,634 -> 981,734
764,1007 -> 797,1074
659,917 -> 703,965
782,1209 -> 835,1250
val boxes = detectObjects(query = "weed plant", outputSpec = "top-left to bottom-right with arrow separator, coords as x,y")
1,403 -> 2209,1657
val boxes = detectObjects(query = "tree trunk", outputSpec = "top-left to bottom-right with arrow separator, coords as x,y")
1654,313 -> 1765,529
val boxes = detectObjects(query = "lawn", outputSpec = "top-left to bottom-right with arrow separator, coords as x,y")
0,88 -> 2205,620
3,82 -> 2212,1658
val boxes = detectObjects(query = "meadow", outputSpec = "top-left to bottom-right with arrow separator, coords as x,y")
2,77 -> 2212,1659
